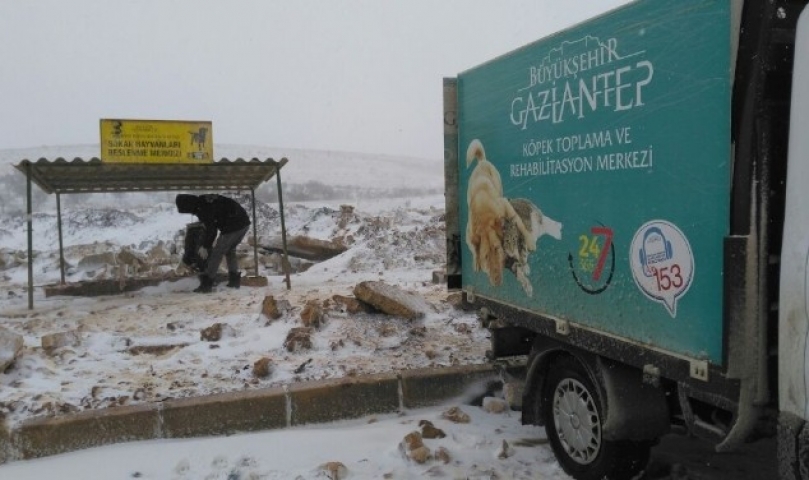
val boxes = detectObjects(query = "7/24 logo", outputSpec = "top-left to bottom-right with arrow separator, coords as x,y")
569,225 -> 615,294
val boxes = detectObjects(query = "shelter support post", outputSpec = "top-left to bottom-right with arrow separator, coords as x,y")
57,193 -> 65,285
276,168 -> 291,290
26,162 -> 33,310
250,188 -> 259,277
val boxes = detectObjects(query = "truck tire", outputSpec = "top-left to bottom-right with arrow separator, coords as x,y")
541,355 -> 650,480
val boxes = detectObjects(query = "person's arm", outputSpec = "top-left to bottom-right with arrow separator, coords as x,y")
196,208 -> 218,252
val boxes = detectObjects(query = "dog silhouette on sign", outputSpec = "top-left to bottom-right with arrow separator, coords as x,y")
189,127 -> 208,149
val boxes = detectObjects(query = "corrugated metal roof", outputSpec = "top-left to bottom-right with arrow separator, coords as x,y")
14,157 -> 288,194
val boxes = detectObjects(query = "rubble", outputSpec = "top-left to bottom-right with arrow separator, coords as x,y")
253,357 -> 273,378
332,294 -> 376,314
482,397 -> 508,414
318,461 -> 348,480
434,446 -> 451,464
284,327 -> 314,352
400,431 -> 432,464
41,330 -> 82,354
300,300 -> 325,329
353,280 -> 430,320
200,323 -> 236,342
260,235 -> 347,262
0,326 -> 23,372
503,382 -> 524,411
261,295 -> 283,321
441,406 -> 471,424
496,439 -> 515,459
419,419 -> 446,439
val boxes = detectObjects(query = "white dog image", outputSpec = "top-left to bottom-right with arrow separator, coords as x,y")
465,139 -> 534,287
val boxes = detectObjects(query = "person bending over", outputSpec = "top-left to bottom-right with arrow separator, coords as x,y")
175,193 -> 250,293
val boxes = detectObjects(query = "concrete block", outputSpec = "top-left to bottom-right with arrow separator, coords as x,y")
14,403 -> 159,460
161,387 -> 287,438
401,364 -> 497,409
289,374 -> 399,426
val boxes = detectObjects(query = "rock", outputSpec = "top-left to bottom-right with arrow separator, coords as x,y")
331,294 -> 376,314
147,244 -> 171,264
241,275 -> 268,287
261,295 -> 283,321
0,326 -> 23,373
128,344 -> 187,355
283,327 -> 313,352
377,324 -> 397,337
41,330 -> 82,354
200,323 -> 235,342
441,406 -> 470,424
353,281 -> 430,320
482,397 -> 508,414
116,247 -> 148,268
300,301 -> 325,329
0,251 -> 20,271
238,256 -> 257,273
409,446 -> 431,464
262,235 -> 347,262
496,439 -> 515,459
338,204 -> 355,229
400,431 -> 431,464
503,382 -> 524,410
409,326 -> 426,337
318,461 -> 348,480
419,420 -> 446,439
403,431 -> 424,451
253,357 -> 273,378
453,322 -> 471,334
435,446 -> 451,464
78,251 -> 117,269
293,358 -> 312,374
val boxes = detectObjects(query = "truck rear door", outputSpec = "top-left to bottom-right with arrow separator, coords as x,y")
779,4 -> 809,423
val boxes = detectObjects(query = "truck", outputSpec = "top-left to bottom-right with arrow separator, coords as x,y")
443,1 -> 809,478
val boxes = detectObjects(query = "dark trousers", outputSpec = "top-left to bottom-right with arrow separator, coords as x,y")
205,225 -> 249,278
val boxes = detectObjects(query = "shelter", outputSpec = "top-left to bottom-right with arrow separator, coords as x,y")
14,157 -> 291,309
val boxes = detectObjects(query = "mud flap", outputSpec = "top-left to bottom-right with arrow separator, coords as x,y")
597,356 -> 670,442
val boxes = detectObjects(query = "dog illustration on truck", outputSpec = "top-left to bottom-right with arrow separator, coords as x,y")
464,138 -> 562,293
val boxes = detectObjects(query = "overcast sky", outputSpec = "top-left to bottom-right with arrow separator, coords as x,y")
0,1 -> 630,159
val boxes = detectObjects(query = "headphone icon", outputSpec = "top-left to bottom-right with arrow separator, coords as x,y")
639,226 -> 672,276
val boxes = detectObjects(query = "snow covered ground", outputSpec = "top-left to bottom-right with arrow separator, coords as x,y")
0,145 -> 581,479
0,403 -> 567,480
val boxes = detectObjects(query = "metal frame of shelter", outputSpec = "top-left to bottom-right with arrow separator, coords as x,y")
14,157 -> 292,310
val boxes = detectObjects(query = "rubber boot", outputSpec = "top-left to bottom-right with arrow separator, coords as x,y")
226,271 -> 241,289
193,275 -> 214,293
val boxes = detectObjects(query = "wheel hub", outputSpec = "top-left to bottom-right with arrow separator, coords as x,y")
553,378 -> 601,465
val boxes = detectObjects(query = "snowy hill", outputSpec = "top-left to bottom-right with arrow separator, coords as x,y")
0,145 -> 444,213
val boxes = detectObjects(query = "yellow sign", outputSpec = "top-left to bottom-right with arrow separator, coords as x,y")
100,119 -> 213,163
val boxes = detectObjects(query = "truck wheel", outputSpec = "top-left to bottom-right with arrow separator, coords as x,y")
541,355 -> 649,480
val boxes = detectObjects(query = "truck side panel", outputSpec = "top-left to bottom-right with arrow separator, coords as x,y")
457,0 -> 731,363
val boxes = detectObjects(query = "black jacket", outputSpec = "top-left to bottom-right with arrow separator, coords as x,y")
176,194 -> 250,249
